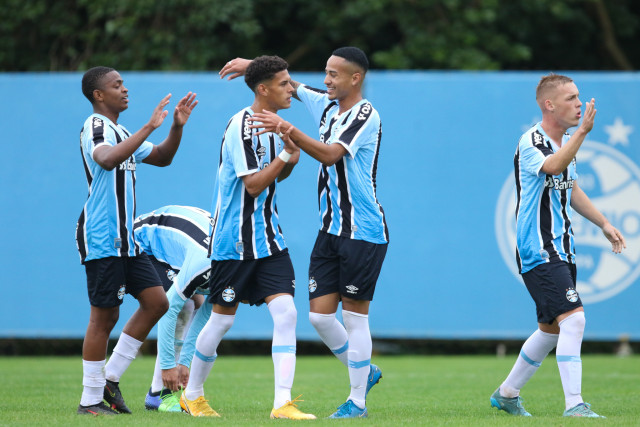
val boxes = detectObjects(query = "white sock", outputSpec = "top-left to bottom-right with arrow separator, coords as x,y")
150,354 -> 163,393
309,311 -> 349,366
557,312 -> 585,410
80,359 -> 106,406
105,333 -> 142,382
343,310 -> 371,409
184,312 -> 234,401
268,295 -> 297,409
500,329 -> 558,398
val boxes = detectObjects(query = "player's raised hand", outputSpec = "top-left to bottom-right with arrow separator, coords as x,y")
219,58 -> 251,80
148,94 -> 172,129
579,98 -> 596,134
248,111 -> 287,136
173,92 -> 198,126
602,223 -> 626,254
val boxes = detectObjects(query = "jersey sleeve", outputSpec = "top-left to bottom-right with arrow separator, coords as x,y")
297,84 -> 331,126
157,285 -> 186,370
331,103 -> 380,159
225,112 -> 259,177
84,116 -> 115,161
518,131 -> 553,177
178,298 -> 212,368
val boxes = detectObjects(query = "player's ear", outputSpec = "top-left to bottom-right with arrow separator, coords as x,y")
93,89 -> 103,103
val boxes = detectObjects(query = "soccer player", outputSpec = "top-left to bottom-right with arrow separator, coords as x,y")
221,47 -> 388,419
76,66 -> 198,416
490,74 -> 626,418
133,205 -> 214,413
180,56 -> 315,420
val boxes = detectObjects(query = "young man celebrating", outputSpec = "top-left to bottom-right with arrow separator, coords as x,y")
490,74 -> 625,418
180,56 -> 315,420
76,67 -> 197,416
222,46 -> 388,419
133,205 -> 213,413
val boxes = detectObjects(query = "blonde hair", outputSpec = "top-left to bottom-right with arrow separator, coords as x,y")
536,73 -> 574,109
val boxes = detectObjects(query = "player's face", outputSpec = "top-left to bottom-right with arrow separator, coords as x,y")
96,71 -> 129,113
324,56 -> 358,101
550,82 -> 582,129
263,70 -> 294,112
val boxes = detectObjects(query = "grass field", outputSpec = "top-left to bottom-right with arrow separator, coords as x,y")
1,354 -> 638,426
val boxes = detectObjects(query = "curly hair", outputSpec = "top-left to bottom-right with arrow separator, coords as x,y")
81,66 -> 115,104
244,56 -> 289,92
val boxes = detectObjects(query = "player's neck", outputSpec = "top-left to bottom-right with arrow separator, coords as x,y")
337,92 -> 363,114
250,100 -> 277,114
540,118 -> 566,147
93,106 -> 119,124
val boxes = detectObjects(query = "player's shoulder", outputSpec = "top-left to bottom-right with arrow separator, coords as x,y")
518,123 -> 545,147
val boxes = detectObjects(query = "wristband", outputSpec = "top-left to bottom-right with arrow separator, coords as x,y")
278,150 -> 292,163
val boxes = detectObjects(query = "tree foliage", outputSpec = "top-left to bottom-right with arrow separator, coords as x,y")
1,0 -> 638,71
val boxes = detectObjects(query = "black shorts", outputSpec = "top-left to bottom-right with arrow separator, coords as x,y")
308,231 -> 387,301
521,261 -> 583,324
207,249 -> 295,307
148,255 -> 179,292
84,253 -> 163,308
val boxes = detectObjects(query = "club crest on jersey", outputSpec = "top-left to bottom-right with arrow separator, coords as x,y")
566,288 -> 579,303
346,284 -> 359,294
117,284 -> 126,300
308,278 -> 317,293
222,287 -> 236,303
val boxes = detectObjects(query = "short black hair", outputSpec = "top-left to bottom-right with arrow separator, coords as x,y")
332,47 -> 369,72
244,56 -> 289,92
82,66 -> 115,104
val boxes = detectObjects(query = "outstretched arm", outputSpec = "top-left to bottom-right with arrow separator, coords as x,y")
219,58 -> 303,100
571,182 -> 626,253
143,92 -> 198,167
249,111 -> 347,166
93,94 -> 172,170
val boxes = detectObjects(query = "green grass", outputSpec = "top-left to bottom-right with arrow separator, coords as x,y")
0,355 -> 638,426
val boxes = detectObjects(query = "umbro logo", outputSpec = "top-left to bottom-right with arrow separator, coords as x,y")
346,284 -> 359,294
257,146 -> 267,158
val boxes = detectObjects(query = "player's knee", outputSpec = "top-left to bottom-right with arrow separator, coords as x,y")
309,311 -> 334,333
217,313 -> 235,334
559,311 -> 585,335
274,303 -> 297,329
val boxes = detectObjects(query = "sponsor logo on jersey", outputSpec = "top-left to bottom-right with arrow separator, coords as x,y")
358,103 -> 371,120
544,175 -> 575,190
222,287 -> 236,303
496,135 -> 640,304
118,158 -> 136,171
93,118 -> 103,129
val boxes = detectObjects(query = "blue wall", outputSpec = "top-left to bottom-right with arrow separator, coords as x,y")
1,71 -> 639,340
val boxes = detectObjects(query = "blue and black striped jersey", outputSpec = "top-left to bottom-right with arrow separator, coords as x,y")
297,85 -> 388,244
515,123 -> 577,273
208,107 -> 288,261
76,114 -> 153,263
134,205 -> 211,299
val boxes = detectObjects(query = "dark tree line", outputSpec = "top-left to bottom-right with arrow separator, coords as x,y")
1,0 -> 638,71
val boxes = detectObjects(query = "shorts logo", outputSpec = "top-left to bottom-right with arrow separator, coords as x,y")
566,288 -> 579,303
167,269 -> 177,282
346,284 -> 359,294
222,287 -> 236,303
292,279 -> 296,289
308,278 -> 317,293
117,284 -> 126,300
496,135 -> 640,304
